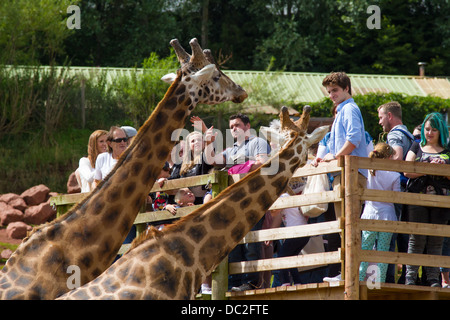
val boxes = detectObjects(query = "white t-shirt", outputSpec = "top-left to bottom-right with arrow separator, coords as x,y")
279,193 -> 308,227
77,157 -> 95,193
361,170 -> 400,221
94,152 -> 117,181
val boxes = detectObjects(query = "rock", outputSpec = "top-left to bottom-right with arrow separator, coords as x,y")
24,202 -> 56,225
67,171 -> 81,194
20,184 -> 50,206
0,193 -> 20,204
8,197 -> 28,212
0,202 -> 24,226
1,249 -> 13,260
6,221 -> 32,239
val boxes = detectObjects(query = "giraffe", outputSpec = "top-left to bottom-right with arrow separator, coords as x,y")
58,105 -> 329,300
0,38 -> 248,300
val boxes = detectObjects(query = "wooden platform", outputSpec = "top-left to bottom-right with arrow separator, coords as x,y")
225,282 -> 450,300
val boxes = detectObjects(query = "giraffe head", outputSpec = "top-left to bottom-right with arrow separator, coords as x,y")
161,38 -> 248,107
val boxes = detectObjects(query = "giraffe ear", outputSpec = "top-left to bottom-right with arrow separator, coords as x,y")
190,64 -> 215,83
161,73 -> 177,84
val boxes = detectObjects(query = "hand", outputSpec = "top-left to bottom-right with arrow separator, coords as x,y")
165,204 -> 177,215
190,116 -> 207,133
311,157 -> 322,167
157,177 -> 167,188
204,126 -> 218,145
322,153 -> 336,162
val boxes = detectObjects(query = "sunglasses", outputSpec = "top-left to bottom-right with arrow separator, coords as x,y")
111,137 -> 129,143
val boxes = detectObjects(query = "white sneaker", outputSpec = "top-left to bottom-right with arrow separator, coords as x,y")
323,274 -> 342,282
201,284 -> 212,294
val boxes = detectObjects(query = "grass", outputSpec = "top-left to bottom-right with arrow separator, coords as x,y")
0,128 -> 92,194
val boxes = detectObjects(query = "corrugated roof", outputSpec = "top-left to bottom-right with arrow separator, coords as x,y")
6,66 -> 450,102
225,71 -> 450,103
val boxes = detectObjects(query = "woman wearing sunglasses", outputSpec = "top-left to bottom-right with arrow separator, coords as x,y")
94,126 -> 129,186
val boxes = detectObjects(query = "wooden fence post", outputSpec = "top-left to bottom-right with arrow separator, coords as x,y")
344,156 -> 362,300
211,170 -> 230,300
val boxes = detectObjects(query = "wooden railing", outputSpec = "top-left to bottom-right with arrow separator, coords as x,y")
50,156 -> 450,300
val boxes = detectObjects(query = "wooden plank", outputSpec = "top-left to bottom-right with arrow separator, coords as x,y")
362,189 -> 450,208
228,250 -> 341,274
359,219 -> 450,238
49,192 -> 87,206
292,160 -> 341,178
239,219 -> 342,244
133,205 -> 201,224
269,189 -> 341,210
359,250 -> 450,269
149,173 -> 218,193
357,156 -> 450,177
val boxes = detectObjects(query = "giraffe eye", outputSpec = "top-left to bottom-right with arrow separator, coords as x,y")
213,75 -> 220,82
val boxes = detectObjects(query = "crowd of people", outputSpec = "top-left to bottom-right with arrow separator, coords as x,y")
72,71 -> 450,293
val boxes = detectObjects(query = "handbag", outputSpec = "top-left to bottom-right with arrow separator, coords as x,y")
300,174 -> 330,217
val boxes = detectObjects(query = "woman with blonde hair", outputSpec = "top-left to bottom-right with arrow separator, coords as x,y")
359,142 -> 400,283
76,129 -> 108,193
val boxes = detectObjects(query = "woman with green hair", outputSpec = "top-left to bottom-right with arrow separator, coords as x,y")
404,112 -> 450,287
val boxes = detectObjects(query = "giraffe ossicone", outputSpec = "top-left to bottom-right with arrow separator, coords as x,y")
0,38 -> 247,300
58,105 -> 329,300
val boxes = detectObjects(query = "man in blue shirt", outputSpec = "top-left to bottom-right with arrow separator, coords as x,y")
316,72 -> 368,218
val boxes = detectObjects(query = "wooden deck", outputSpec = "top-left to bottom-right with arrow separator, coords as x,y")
226,282 -> 450,300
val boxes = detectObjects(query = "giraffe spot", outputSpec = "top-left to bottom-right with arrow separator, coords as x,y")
135,138 -> 151,159
248,176 -> 265,193
162,237 -> 194,267
296,144 -> 303,154
106,186 -> 122,203
128,264 -> 146,286
5,288 -> 24,300
186,224 -> 207,243
150,257 -> 179,299
153,132 -> 162,145
231,222 -> 246,242
89,285 -> 102,297
102,278 -> 120,294
279,148 -> 295,160
199,236 -> 227,271
101,205 -> 123,227
45,223 -> 64,241
209,205 -> 236,230
271,176 -> 289,194
72,289 -> 90,300
79,252 -> 94,268
175,84 -> 186,96
120,216 -> 133,235
245,210 -> 260,226
157,147 -> 169,161
177,94 -> 185,104
140,242 -> 160,261
130,162 -> 143,176
123,181 -> 137,198
239,197 -> 252,210
87,197 -> 105,216
173,109 -> 186,122
182,271 -> 194,300
289,157 -> 300,166
119,290 -> 140,300
258,190 -> 273,210
151,112 -> 169,132
229,188 -> 246,202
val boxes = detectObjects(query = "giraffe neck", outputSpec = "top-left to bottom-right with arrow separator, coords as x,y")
0,73 -> 196,300
57,135 -> 306,300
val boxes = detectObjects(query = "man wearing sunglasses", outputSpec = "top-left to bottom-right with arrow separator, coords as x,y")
94,126 -> 129,186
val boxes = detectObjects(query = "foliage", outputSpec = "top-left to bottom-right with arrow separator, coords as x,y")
303,92 -> 450,142
0,0 -> 79,65
113,51 -> 179,126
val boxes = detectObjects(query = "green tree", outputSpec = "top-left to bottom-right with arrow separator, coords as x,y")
0,0 -> 79,65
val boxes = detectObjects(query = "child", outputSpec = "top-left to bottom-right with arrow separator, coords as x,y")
359,142 -> 400,283
174,188 -> 196,207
